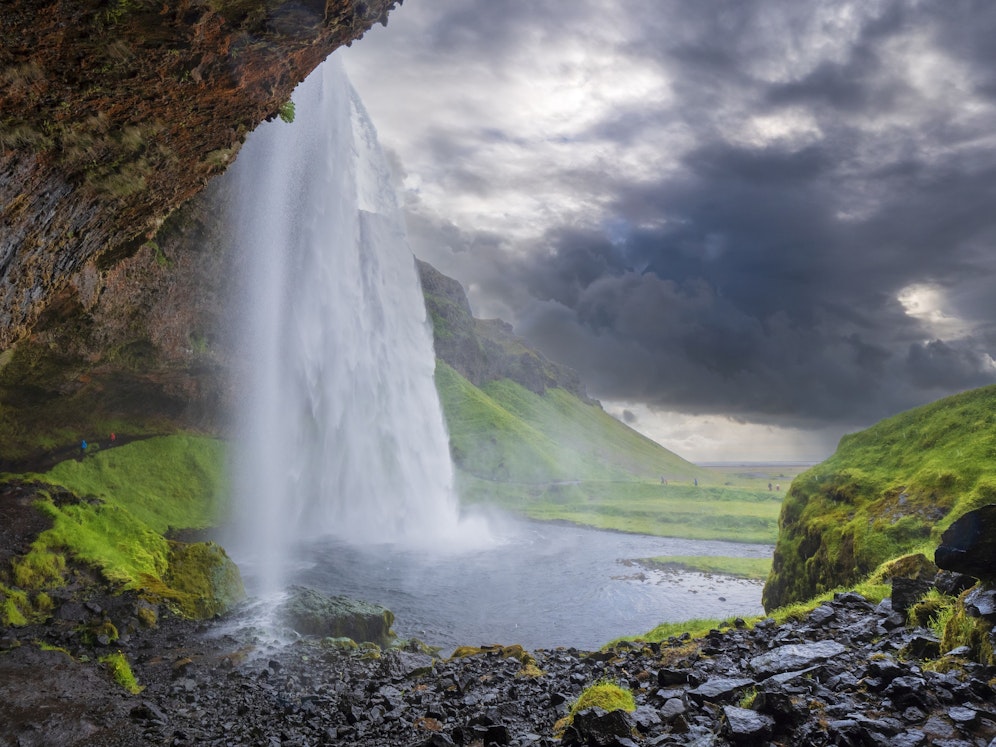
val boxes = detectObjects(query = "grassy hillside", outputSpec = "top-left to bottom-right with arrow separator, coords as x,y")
763,384 -> 996,611
436,362 -> 783,543
0,435 -> 244,625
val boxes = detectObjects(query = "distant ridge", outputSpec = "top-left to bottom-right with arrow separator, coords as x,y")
417,259 -> 596,405
417,258 -> 704,486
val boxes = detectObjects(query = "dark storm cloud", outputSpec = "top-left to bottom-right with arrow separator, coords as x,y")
501,0 -> 996,426
347,0 -> 996,432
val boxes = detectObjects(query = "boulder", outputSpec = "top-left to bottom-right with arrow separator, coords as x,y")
277,586 -> 395,647
561,707 -> 635,747
934,504 -> 996,581
891,577 -> 934,616
748,640 -> 846,677
721,705 -> 775,744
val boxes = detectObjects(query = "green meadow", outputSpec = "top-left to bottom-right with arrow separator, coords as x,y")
436,362 -> 792,545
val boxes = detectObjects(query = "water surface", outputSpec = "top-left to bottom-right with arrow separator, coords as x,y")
241,514 -> 771,653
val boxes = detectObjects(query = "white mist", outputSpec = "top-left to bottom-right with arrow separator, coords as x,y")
228,56 -> 481,595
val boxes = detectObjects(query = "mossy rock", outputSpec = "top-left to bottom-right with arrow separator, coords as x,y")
555,680 -> 636,737
277,586 -> 395,647
163,540 -> 245,619
873,553 -> 939,582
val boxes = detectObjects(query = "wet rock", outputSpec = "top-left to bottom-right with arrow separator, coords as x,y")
964,587 -> 996,620
659,697 -> 687,721
561,707 -> 635,747
277,586 -> 395,646
748,640 -> 846,676
808,604 -> 836,624
892,577 -> 935,616
721,705 -> 774,744
935,570 -> 979,596
900,632 -> 941,659
687,677 -> 755,705
935,504 -> 996,581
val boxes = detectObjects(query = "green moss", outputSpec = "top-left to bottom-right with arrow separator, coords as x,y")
4,436 -> 240,620
556,680 -> 636,736
11,545 -> 66,589
277,100 -> 296,123
738,687 -> 759,709
0,583 -> 57,626
615,618 -> 721,646
163,540 -> 245,618
36,640 -> 72,656
100,651 -> 143,694
572,681 -> 635,714
78,620 -> 119,645
907,589 -> 951,630
764,384 -> 996,611
2,589 -> 29,626
941,602 -> 995,665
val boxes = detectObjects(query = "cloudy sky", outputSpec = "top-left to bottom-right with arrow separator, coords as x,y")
339,0 -> 996,463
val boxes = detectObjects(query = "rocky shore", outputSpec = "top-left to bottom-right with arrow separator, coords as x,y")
2,583 -> 995,747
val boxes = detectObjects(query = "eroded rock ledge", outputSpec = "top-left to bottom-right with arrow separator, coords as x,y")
0,0 -> 400,347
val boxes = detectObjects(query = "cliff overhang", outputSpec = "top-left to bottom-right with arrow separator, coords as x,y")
0,0 -> 400,348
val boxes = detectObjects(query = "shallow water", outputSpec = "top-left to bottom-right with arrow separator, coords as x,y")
239,513 -> 771,653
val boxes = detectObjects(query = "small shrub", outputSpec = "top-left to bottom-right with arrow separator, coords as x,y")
278,100 -> 295,123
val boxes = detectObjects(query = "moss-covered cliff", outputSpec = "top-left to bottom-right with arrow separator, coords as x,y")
0,0 -> 401,348
762,384 -> 996,611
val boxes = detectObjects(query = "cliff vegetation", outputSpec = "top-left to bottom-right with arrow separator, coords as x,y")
763,384 -> 996,611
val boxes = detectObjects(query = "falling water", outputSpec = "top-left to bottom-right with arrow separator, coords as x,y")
228,57 -> 478,595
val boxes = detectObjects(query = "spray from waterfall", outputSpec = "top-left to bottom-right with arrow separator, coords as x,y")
227,56 -> 486,595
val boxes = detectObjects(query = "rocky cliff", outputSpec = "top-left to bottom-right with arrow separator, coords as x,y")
417,258 -> 597,406
0,0 -> 401,349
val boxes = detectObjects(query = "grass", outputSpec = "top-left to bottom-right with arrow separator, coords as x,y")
639,555 -> 773,580
100,651 -> 143,694
1,435 -> 242,622
613,576 -> 891,649
438,364 -> 784,543
459,474 -> 781,543
764,383 -> 996,610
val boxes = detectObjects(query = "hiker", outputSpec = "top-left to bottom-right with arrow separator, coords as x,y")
110,432 -> 116,445
693,478 -> 698,487
80,440 -> 87,454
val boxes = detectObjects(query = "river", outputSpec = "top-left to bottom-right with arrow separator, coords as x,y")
238,513 -> 772,653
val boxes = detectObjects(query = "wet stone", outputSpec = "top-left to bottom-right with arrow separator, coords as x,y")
808,604 -> 836,624
722,706 -> 774,744
687,677 -> 755,705
749,640 -> 846,676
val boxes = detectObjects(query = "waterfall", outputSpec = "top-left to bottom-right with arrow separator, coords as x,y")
228,56 -> 479,595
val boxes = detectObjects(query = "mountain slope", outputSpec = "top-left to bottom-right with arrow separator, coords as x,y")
763,383 -> 996,610
435,362 -> 703,485
419,260 -> 782,542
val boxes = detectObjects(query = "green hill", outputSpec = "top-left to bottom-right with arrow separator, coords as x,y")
419,261 -> 783,543
763,383 -> 996,611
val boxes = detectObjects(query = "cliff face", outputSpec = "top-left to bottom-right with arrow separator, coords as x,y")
417,259 -> 597,405
0,0 -> 400,349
